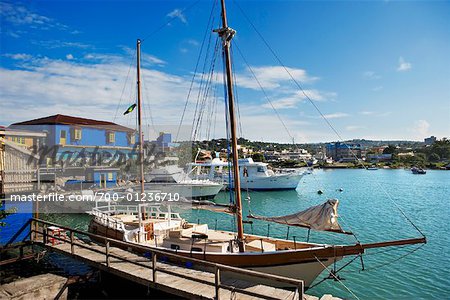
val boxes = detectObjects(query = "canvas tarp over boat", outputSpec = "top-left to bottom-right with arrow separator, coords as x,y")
248,199 -> 352,234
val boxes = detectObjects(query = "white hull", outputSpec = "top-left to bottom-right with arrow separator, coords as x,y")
246,258 -> 340,288
229,173 -> 304,190
144,182 -> 223,199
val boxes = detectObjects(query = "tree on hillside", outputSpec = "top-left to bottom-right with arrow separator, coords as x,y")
251,152 -> 265,162
383,145 -> 397,154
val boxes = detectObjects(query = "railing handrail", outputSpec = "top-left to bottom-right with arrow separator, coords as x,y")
31,218 -> 304,288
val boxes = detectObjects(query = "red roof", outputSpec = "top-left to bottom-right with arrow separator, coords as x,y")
12,114 -> 135,132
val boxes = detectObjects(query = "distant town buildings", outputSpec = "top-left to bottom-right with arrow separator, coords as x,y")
424,136 -> 437,145
263,149 -> 312,162
367,153 -> 393,162
325,142 -> 365,162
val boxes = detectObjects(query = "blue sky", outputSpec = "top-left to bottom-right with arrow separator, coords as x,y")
1,0 -> 449,143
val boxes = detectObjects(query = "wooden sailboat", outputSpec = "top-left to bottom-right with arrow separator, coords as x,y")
88,0 -> 426,288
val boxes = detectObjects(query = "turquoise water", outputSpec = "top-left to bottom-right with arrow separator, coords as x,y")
44,169 -> 449,299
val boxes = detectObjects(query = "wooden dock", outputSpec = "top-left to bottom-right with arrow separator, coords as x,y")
3,218 -> 341,300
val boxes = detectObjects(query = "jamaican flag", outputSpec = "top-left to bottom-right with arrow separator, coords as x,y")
123,103 -> 137,115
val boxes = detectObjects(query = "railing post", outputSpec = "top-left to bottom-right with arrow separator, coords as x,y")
214,265 -> 220,300
70,231 -> 74,254
296,281 -> 304,300
152,252 -> 157,282
105,240 -> 110,267
43,224 -> 47,244
30,219 -> 35,242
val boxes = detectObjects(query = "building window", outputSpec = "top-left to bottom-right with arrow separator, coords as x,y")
106,131 -> 115,143
128,133 -> 136,145
60,130 -> 67,144
72,127 -> 82,140
107,172 -> 113,181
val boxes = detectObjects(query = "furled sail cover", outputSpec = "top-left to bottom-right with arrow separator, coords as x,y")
191,201 -> 235,215
248,199 -> 351,234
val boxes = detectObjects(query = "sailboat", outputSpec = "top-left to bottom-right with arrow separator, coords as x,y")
88,0 -> 426,289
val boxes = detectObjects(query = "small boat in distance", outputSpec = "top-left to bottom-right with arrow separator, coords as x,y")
411,166 -> 426,174
367,165 -> 378,170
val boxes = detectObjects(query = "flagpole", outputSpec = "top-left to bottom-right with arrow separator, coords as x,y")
137,39 -> 145,241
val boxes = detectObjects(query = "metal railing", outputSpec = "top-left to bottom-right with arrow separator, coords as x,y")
28,218 -> 304,300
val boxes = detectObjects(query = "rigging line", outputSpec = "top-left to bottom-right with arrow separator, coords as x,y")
233,41 -> 294,142
113,48 -> 136,123
212,72 -> 220,139
193,37 -> 221,141
206,71 -> 218,140
141,68 -> 157,133
230,45 -> 244,138
359,243 -> 425,272
175,0 -> 218,142
313,255 -> 361,300
191,18 -> 217,141
141,0 -> 202,43
200,39 -> 220,139
234,0 -> 425,238
207,62 -> 220,140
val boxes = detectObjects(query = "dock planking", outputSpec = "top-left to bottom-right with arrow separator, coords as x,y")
43,239 -> 303,299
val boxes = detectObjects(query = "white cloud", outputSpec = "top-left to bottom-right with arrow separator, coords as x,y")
322,112 -> 349,119
372,86 -> 383,92
412,119 -> 430,138
397,56 -> 412,72
359,111 -> 374,115
121,47 -> 166,66
237,65 -> 318,90
66,54 -> 74,60
346,125 -> 366,131
0,1 -> 69,31
187,39 -> 199,46
359,111 -> 391,117
363,71 -> 381,80
167,9 -> 187,24
4,53 -> 32,60
261,89 -> 335,109
31,40 -> 92,49
0,56 -> 194,135
0,53 -> 337,143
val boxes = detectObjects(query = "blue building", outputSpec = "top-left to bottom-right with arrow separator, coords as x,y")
11,114 -> 137,167
157,132 -> 172,148
326,142 -> 365,162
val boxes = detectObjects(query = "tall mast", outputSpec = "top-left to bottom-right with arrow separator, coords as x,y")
217,0 -> 244,252
137,39 -> 145,196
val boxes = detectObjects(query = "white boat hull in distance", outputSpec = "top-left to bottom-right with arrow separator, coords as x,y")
229,173 -> 304,190
144,181 -> 223,200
